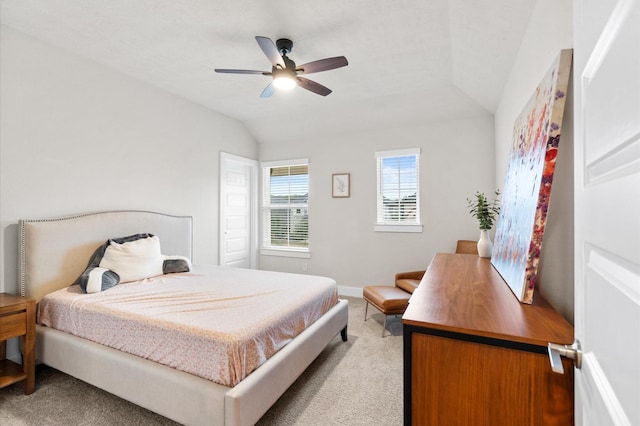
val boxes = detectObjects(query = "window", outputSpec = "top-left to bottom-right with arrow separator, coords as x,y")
261,159 -> 310,257
375,148 -> 422,233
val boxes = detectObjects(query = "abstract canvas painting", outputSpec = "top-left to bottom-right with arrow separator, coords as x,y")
491,49 -> 573,304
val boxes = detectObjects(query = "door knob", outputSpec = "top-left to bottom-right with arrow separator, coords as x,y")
548,340 -> 582,374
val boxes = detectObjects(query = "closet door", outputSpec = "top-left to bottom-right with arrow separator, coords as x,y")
219,152 -> 258,268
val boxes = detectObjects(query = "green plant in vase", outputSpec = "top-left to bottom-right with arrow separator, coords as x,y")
467,190 -> 500,257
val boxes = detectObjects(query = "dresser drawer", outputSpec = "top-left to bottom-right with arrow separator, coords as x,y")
0,311 -> 27,340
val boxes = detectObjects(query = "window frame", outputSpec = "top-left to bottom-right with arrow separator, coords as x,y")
260,158 -> 311,258
374,148 -> 423,233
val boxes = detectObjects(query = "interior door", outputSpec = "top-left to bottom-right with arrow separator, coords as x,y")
574,0 -> 639,424
219,152 -> 258,268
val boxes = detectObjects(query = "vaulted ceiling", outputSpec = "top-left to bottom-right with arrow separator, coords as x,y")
0,0 -> 536,143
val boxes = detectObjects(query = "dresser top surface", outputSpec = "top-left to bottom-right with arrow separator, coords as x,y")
402,253 -> 574,346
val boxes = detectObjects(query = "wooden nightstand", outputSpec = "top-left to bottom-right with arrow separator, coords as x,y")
0,293 -> 36,394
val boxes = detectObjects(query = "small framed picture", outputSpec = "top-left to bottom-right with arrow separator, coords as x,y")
332,173 -> 350,198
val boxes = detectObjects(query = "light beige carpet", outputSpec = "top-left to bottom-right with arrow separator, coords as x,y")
1,297 -> 403,426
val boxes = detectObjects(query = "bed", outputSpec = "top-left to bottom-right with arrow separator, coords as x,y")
18,210 -> 349,426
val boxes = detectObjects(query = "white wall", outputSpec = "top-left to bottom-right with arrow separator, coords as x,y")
0,27 -> 258,295
494,0 -> 574,321
259,115 -> 495,293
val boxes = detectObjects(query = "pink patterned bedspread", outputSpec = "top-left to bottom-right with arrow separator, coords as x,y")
37,265 -> 338,387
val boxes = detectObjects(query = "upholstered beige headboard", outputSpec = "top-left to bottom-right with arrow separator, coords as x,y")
19,211 -> 192,302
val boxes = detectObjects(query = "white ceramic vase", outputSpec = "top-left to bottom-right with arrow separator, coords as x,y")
477,229 -> 493,258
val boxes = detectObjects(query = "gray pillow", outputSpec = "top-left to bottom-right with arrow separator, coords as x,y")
162,255 -> 191,274
76,267 -> 120,294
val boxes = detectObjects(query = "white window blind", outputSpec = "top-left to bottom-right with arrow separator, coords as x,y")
375,148 -> 422,233
262,159 -> 309,254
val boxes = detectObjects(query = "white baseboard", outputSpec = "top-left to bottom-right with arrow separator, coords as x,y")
337,286 -> 363,298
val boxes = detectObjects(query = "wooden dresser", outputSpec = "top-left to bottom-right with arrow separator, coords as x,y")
402,253 -> 574,426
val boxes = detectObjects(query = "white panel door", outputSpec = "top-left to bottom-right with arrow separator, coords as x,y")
574,0 -> 640,424
219,153 -> 258,268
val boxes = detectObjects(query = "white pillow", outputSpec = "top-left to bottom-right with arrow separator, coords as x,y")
99,235 -> 163,283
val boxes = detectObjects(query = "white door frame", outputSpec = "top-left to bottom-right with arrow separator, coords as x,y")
219,152 -> 259,268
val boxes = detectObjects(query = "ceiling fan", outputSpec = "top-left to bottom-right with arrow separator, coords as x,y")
215,36 -> 348,98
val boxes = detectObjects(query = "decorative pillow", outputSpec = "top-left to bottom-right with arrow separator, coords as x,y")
73,241 -> 117,293
162,255 -> 192,274
81,267 -> 120,294
99,234 -> 163,283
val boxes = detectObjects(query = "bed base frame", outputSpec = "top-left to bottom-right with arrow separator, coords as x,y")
35,301 -> 348,426
19,211 -> 349,426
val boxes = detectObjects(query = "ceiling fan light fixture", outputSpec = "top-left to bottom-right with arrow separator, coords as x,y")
272,71 -> 297,90
215,36 -> 347,97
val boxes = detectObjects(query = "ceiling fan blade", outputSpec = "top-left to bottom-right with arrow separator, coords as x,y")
214,69 -> 271,75
297,77 -> 332,96
296,56 -> 348,74
260,82 -> 276,98
255,36 -> 285,68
